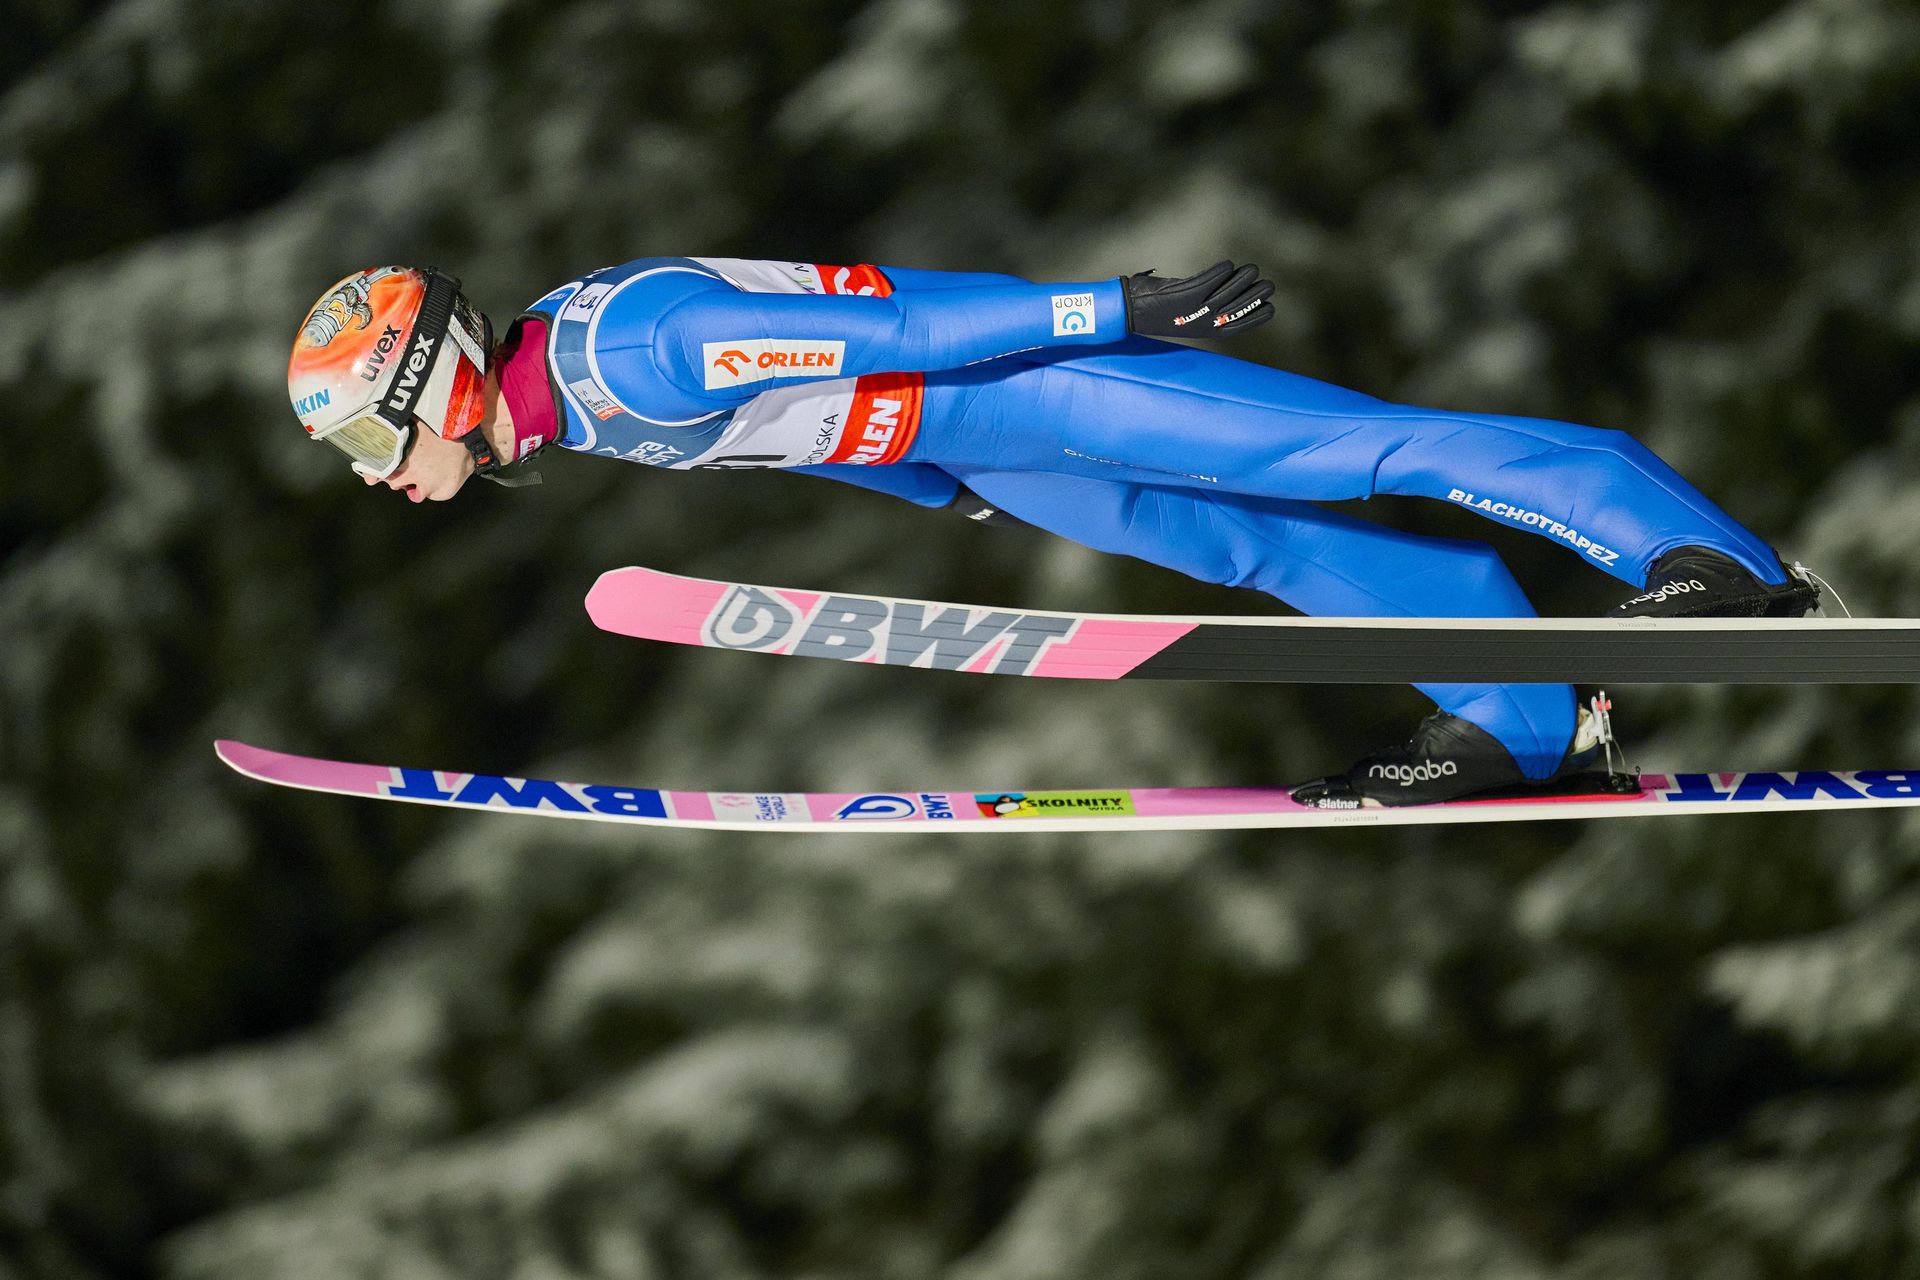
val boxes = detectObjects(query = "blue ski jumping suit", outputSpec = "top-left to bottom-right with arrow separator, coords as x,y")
519,257 -> 1787,777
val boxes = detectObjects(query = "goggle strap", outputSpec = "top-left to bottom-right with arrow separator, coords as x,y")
375,270 -> 460,428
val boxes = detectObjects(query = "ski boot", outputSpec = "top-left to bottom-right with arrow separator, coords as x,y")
1292,694 -> 1632,809
1614,547 -> 1820,618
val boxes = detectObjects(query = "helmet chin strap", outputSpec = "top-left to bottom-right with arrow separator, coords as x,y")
458,426 -> 544,487
458,307 -> 544,488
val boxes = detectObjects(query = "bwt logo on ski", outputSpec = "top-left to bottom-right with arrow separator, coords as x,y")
380,769 -> 668,818
833,793 -> 957,821
1655,772 -> 1920,803
1446,489 -> 1620,565
702,339 -> 846,389
702,585 -> 1078,675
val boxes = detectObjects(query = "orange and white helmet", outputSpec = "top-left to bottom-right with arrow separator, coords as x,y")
287,267 -> 494,479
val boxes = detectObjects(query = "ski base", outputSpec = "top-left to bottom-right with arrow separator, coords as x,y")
215,741 -> 1920,834
585,566 -> 1920,685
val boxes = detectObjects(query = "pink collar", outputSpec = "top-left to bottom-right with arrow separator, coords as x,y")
495,317 -> 560,461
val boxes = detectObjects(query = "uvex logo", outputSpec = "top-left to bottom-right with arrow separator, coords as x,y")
388,335 -> 436,411
359,325 -> 404,382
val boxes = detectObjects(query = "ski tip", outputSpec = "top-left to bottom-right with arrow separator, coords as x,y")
213,739 -> 264,776
215,739 -> 307,785
583,568 -> 620,610
585,565 -> 722,644
583,566 -> 656,628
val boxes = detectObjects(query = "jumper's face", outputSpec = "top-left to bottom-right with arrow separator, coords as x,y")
364,424 -> 474,503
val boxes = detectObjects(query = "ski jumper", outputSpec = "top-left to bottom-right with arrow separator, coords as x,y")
510,257 -> 1788,778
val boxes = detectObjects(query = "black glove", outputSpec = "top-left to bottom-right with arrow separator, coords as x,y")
1122,260 -> 1274,337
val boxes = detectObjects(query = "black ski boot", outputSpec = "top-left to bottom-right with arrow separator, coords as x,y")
1292,695 -> 1629,809
1614,547 -> 1820,618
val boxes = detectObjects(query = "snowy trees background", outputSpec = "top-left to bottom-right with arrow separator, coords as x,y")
5,0 -> 1920,1276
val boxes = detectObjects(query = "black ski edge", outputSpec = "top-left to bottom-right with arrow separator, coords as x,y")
1123,626 -> 1920,684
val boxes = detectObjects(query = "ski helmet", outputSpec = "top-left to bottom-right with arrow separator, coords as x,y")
287,266 -> 496,479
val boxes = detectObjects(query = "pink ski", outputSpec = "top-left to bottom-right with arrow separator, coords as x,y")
217,740 -> 1920,834
583,566 -> 1920,685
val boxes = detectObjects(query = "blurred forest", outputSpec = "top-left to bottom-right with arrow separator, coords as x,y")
6,0 -> 1920,1276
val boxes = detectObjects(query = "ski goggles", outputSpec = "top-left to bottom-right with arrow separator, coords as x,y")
307,269 -> 469,480
310,411 -> 416,480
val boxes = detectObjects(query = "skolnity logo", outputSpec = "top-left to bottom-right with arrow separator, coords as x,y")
1446,490 -> 1620,565
975,791 -> 1136,818
702,586 -> 1076,675
1367,760 -> 1458,788
703,339 -> 846,389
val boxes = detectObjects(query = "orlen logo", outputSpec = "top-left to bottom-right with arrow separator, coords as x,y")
702,339 -> 847,389
846,396 -> 905,463
827,373 -> 923,466
827,266 -> 880,296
